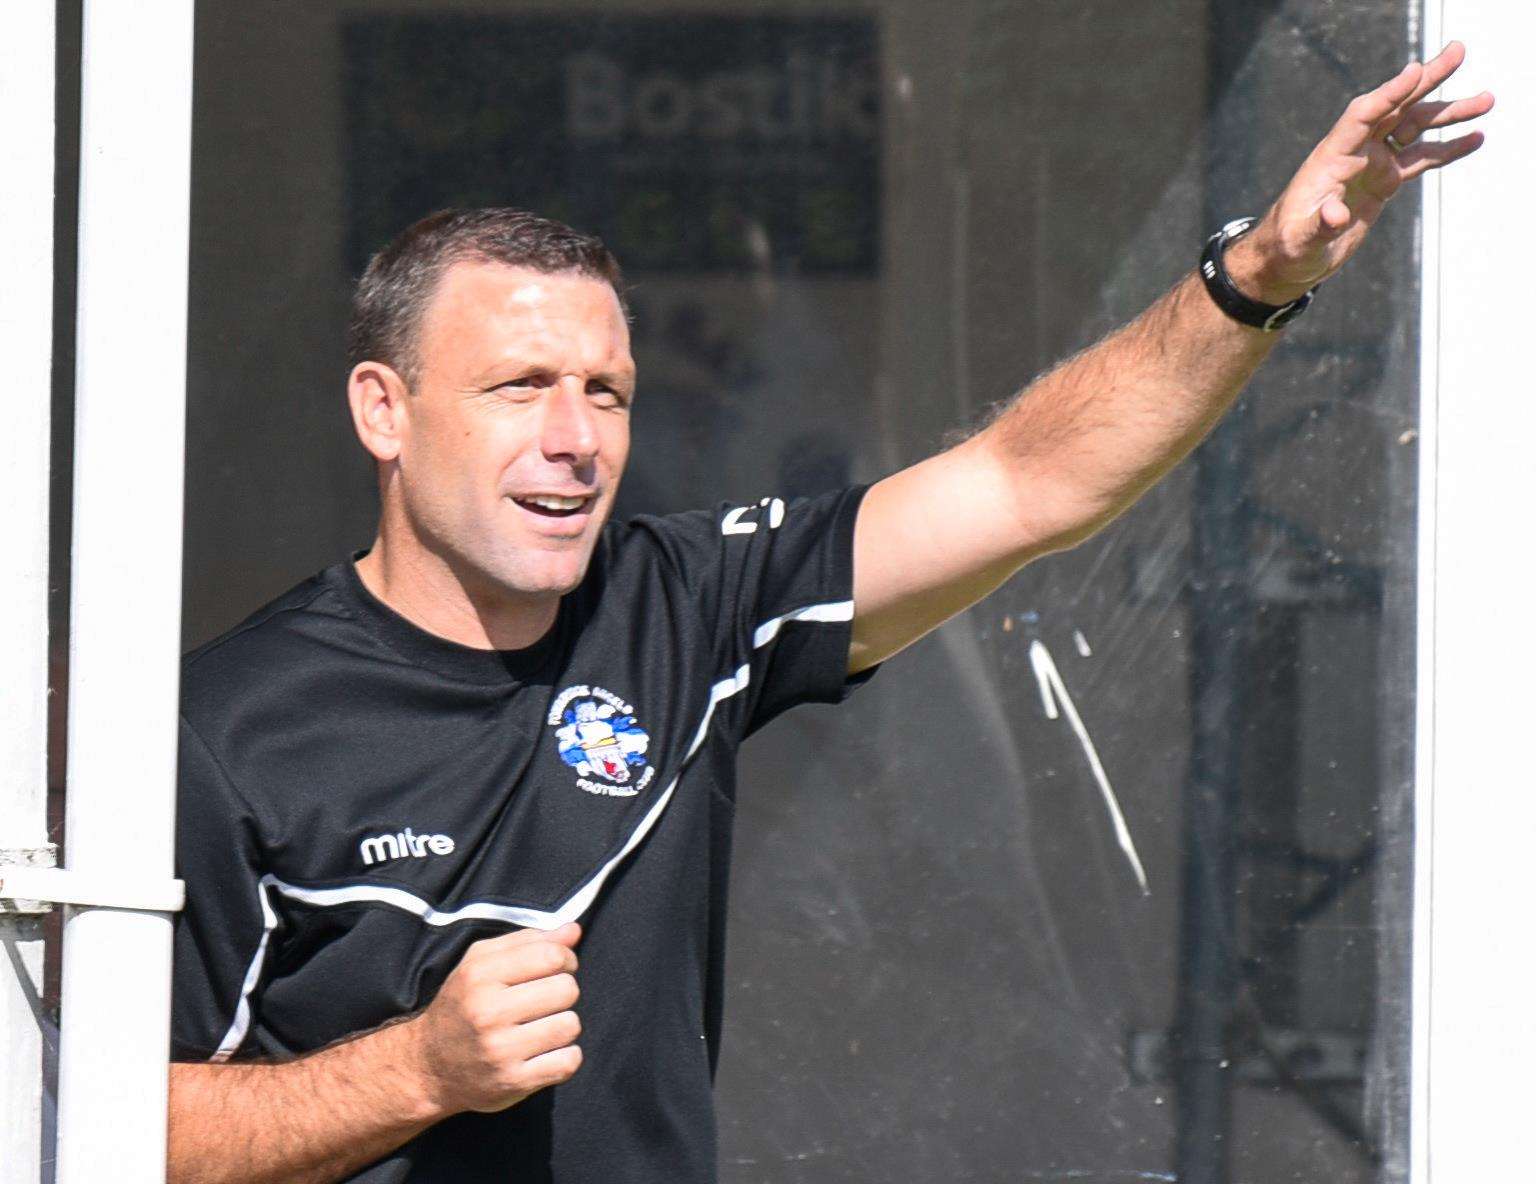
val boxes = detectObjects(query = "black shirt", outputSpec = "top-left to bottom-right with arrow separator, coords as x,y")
172,486 -> 872,1183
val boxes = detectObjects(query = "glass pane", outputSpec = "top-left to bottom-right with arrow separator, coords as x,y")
184,2 -> 1420,1180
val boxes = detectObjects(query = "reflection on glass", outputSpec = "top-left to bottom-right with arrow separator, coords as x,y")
183,2 -> 1419,1181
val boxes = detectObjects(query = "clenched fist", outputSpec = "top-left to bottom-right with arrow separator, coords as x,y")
400,922 -> 585,1115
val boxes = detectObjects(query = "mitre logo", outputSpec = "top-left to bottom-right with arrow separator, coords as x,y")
359,827 -> 456,867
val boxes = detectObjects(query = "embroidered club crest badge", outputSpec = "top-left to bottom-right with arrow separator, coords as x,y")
549,685 -> 655,798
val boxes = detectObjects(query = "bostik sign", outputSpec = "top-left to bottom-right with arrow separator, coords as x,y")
562,49 -> 879,143
345,15 -> 880,275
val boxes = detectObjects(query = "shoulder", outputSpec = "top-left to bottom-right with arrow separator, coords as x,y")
583,488 -> 866,653
604,504 -> 724,552
576,505 -> 738,606
595,488 -> 862,583
180,566 -> 355,728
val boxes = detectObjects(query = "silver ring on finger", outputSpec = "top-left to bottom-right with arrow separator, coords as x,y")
1384,129 -> 1408,153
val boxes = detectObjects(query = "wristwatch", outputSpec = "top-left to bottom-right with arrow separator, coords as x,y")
1199,217 -> 1316,332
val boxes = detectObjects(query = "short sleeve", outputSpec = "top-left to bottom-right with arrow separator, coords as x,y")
628,484 -> 878,738
171,716 -> 271,1062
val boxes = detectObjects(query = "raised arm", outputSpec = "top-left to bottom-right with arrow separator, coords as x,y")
848,42 -> 1491,674
167,924 -> 583,1184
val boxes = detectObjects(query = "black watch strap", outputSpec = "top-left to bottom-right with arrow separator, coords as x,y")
1199,217 -> 1315,332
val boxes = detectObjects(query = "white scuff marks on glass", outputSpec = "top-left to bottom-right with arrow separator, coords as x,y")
940,624 -> 1086,1003
1073,628 -> 1092,658
1029,638 -> 1150,896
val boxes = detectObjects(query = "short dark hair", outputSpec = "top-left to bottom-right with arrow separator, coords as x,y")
346,208 -> 626,386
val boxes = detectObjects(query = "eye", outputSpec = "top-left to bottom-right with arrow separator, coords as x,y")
490,373 -> 548,401
587,382 -> 630,410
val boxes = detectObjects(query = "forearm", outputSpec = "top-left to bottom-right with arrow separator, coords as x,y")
850,47 -> 1487,672
167,1020 -> 441,1184
981,235 -> 1289,555
847,248 -> 1284,672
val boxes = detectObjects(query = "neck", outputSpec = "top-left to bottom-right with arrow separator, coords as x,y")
355,531 -> 560,652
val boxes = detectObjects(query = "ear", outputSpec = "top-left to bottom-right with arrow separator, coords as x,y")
347,361 -> 411,463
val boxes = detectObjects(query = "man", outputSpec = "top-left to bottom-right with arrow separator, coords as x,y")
167,44 -> 1489,1184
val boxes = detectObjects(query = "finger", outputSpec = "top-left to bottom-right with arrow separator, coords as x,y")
513,921 -> 583,947
499,970 -> 581,1023
1394,91 -> 1495,142
468,922 -> 581,966
1318,197 -> 1353,237
1332,62 -> 1422,149
514,1009 -> 582,1059
1377,41 -> 1469,136
474,921 -> 580,952
1409,41 -> 1468,108
1395,129 -> 1485,181
474,938 -> 578,987
519,1043 -> 583,1091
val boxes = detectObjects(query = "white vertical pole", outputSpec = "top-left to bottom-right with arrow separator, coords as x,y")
1413,7 -> 1536,1183
0,3 -> 58,1182
55,2 -> 194,1182
1408,2 -> 1442,1178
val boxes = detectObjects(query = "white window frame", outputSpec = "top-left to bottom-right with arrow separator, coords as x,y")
1412,2 -> 1536,1181
0,2 -> 60,1175
1,2 -> 193,1182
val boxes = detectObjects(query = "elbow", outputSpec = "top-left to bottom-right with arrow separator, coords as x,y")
992,462 -> 1122,564
970,424 -> 1113,563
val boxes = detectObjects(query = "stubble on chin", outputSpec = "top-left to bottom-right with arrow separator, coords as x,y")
465,529 -> 601,603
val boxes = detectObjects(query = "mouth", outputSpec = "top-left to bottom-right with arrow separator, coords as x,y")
506,491 -> 602,539
511,493 -> 596,519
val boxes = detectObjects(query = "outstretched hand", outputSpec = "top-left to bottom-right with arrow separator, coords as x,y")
1242,41 -> 1492,303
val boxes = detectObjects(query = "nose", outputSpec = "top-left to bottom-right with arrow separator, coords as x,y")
539,377 -> 599,465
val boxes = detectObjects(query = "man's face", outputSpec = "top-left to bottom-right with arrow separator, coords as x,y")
390,261 -> 635,602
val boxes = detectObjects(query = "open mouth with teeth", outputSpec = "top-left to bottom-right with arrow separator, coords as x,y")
513,494 -> 594,518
